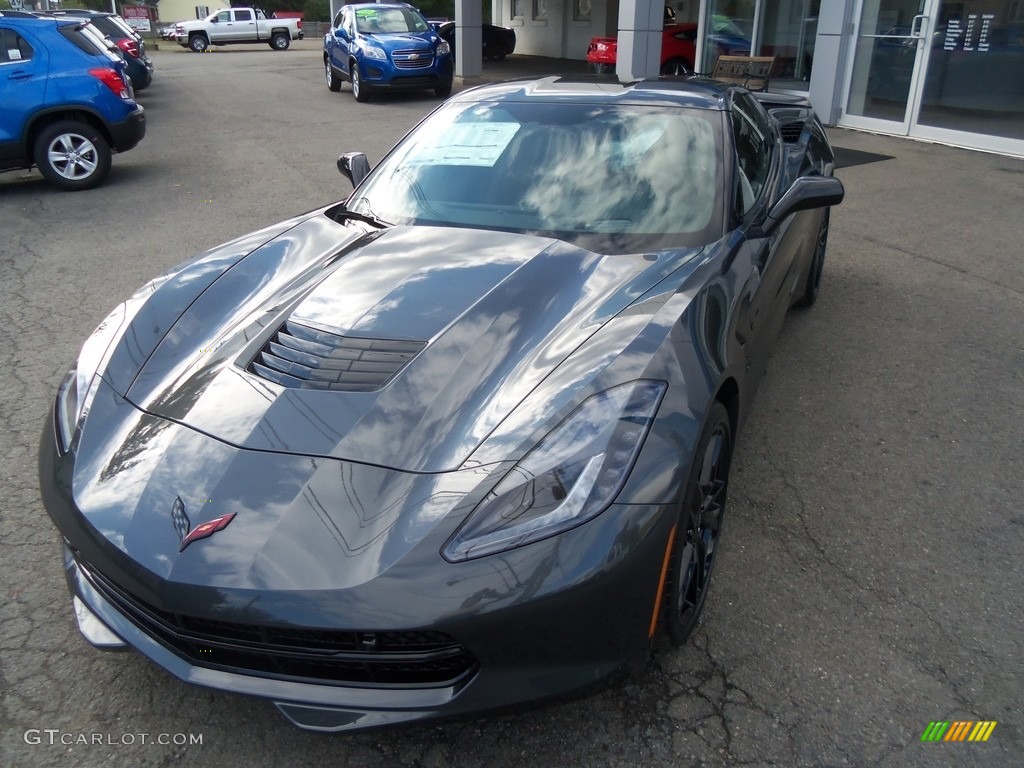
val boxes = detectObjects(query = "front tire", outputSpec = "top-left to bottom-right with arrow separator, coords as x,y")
351,61 -> 369,102
34,121 -> 112,191
796,209 -> 830,308
666,401 -> 732,646
270,32 -> 290,50
188,34 -> 208,53
434,80 -> 452,98
325,57 -> 342,91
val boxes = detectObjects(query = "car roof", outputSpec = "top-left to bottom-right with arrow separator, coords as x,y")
450,75 -> 735,111
45,8 -> 115,16
345,3 -> 418,9
2,12 -> 84,29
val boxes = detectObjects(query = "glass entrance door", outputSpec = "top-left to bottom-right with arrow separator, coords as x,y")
842,0 -> 1024,156
843,0 -> 935,131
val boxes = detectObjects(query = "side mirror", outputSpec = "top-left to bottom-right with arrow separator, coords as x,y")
337,152 -> 371,187
759,176 -> 845,235
210,16 -> 219,23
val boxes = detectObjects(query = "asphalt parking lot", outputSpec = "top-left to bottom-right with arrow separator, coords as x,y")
1,43 -> 1022,768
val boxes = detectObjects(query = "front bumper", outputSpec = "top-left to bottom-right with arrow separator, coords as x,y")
359,56 -> 453,91
40,407 -> 675,732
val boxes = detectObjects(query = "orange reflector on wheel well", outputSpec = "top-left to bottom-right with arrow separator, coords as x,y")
649,524 -> 677,638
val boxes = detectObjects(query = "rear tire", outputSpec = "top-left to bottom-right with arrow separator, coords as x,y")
188,34 -> 208,53
325,57 -> 342,91
270,32 -> 290,50
661,57 -> 692,76
796,209 -> 830,308
34,120 -> 112,191
666,401 -> 732,646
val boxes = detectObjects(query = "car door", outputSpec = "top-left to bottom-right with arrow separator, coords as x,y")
207,9 -> 233,43
329,9 -> 353,75
230,9 -> 258,42
0,26 -> 46,168
729,90 -> 796,382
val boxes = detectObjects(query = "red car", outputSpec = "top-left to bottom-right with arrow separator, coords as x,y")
587,23 -> 699,75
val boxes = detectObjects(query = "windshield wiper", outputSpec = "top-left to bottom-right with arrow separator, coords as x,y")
340,200 -> 391,228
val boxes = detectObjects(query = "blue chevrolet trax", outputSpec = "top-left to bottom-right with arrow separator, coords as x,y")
324,3 -> 453,102
0,11 -> 145,190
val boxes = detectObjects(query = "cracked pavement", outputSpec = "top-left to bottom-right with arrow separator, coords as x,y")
1,45 -> 1021,768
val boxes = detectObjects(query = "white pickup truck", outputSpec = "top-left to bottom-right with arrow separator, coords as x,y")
174,8 -> 303,52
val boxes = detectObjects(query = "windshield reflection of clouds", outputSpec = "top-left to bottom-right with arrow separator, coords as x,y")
357,102 -> 718,239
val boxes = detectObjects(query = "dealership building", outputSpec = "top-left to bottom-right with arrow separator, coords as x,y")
455,0 -> 1023,157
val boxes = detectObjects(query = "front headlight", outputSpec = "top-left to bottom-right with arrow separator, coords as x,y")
361,43 -> 387,60
54,302 -> 127,454
53,268 -> 175,454
437,40 -> 450,56
443,380 -> 666,562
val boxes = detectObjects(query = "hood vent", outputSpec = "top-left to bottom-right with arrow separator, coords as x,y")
248,321 -> 425,392
778,121 -> 804,144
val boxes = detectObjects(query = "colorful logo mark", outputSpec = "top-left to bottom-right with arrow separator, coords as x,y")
921,721 -> 997,742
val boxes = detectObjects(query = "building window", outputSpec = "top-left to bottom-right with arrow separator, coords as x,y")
573,0 -> 592,22
533,0 -> 547,21
512,0 -> 525,19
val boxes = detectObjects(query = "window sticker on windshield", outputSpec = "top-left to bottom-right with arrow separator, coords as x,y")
410,123 -> 521,167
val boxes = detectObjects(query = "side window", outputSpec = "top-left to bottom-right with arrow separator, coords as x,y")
730,92 -> 773,215
234,10 -> 252,21
216,11 -> 231,22
333,11 -> 343,29
0,28 -> 34,63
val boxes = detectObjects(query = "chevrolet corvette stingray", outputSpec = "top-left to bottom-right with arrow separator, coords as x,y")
40,76 -> 843,732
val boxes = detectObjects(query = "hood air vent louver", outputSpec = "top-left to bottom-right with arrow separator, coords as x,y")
248,321 -> 426,392
778,121 -> 804,144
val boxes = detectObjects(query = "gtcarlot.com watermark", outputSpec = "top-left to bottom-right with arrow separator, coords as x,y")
24,729 -> 203,746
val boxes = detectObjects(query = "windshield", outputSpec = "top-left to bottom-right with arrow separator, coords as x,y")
349,100 -> 723,251
355,7 -> 429,34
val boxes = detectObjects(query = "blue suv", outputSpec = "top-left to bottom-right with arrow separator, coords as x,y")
324,3 -> 453,102
0,12 -> 145,191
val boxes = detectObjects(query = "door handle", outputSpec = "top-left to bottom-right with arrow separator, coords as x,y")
910,14 -> 928,39
8,71 -> 31,80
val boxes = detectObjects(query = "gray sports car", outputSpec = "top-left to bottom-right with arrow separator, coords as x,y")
40,76 -> 843,732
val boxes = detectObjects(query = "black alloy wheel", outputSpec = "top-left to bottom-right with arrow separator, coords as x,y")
661,57 -> 692,76
796,208 -> 830,308
667,401 -> 732,645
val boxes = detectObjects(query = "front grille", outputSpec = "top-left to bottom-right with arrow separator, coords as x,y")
392,48 -> 434,69
77,556 -> 477,688
778,121 -> 804,144
248,320 -> 425,392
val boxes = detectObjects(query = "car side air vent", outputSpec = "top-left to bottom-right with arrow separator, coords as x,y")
248,321 -> 425,392
778,121 -> 804,144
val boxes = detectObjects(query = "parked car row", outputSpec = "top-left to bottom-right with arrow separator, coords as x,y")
44,8 -> 154,91
0,10 -> 146,191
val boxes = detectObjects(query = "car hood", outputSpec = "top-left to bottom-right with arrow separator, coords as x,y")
124,216 -> 691,472
363,31 -> 435,49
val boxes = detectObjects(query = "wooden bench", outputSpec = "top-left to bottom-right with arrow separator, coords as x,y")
710,55 -> 776,92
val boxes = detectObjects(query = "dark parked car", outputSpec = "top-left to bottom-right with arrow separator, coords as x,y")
40,76 -> 842,731
433,20 -> 516,60
42,9 -> 153,91
324,2 -> 453,102
0,11 -> 145,190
